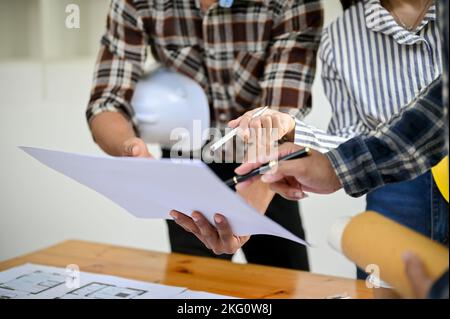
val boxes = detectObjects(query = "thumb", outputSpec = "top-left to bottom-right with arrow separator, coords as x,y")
228,117 -> 241,128
124,139 -> 152,158
134,143 -> 152,158
131,144 -> 142,157
403,251 -> 433,298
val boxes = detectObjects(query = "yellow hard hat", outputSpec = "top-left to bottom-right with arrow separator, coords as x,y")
432,156 -> 449,202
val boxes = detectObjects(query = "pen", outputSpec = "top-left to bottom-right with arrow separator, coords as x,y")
209,106 -> 269,152
225,147 -> 311,187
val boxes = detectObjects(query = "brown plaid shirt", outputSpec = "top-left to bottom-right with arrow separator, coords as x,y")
87,0 -> 323,130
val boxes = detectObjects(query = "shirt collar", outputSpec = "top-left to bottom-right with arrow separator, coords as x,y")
364,0 -> 437,45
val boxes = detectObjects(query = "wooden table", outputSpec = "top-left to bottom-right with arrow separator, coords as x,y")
0,240 -> 373,299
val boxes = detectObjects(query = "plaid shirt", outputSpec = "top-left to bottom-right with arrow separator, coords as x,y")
86,0 -> 323,130
326,0 -> 449,198
327,77 -> 447,197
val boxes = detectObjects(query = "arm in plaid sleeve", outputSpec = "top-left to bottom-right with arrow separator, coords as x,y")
261,0 -> 323,117
326,77 -> 447,197
86,0 -> 148,130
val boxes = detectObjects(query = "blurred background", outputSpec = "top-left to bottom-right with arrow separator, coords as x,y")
0,0 -> 365,279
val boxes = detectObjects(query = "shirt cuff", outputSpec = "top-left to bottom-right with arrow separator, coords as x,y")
87,101 -> 137,125
294,118 -> 349,153
294,119 -> 330,153
86,101 -> 140,136
86,102 -> 120,123
325,136 -> 385,198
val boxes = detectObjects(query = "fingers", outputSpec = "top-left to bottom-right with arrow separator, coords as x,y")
261,159 -> 304,183
260,159 -> 310,200
170,210 -> 200,236
191,211 -> 221,253
235,142 -> 302,187
123,138 -> 152,158
231,109 -> 294,146
403,251 -> 433,298
131,144 -> 149,158
236,142 -> 306,196
237,112 -> 272,146
170,210 -> 218,251
123,141 -> 134,156
170,211 -> 244,256
272,115 -> 284,139
269,178 -> 306,201
135,142 -> 152,158
260,115 -> 276,160
249,117 -> 263,150
237,114 -> 253,141
277,142 -> 303,157
235,161 -> 262,175
214,214 -> 240,254
269,183 -> 301,201
229,108 -> 261,129
228,116 -> 242,129
261,115 -> 274,144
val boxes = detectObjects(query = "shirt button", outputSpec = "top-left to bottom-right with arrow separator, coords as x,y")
219,113 -> 228,122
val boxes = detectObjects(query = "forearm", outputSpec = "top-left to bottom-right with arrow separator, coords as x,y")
86,0 -> 147,157
90,112 -> 137,156
327,78 -> 446,197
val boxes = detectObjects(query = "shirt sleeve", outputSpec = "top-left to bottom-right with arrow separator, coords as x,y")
294,119 -> 349,153
294,29 -> 368,153
261,0 -> 323,118
326,77 -> 447,197
86,0 -> 148,131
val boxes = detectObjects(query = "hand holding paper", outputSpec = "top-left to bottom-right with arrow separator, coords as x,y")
20,147 -> 309,246
171,179 -> 275,255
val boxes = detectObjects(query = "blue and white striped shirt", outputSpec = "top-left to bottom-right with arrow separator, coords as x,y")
294,0 -> 442,153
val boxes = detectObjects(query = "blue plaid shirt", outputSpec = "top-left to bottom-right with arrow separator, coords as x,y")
326,0 -> 449,198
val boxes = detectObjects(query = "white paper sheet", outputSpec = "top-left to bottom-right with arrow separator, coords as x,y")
20,147 -> 309,246
0,264 -> 186,299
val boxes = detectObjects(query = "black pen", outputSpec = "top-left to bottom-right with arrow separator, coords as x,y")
226,147 -> 311,187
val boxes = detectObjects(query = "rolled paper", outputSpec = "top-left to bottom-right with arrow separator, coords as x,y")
328,211 -> 449,298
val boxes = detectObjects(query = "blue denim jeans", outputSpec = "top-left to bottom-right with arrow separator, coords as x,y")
357,170 -> 449,279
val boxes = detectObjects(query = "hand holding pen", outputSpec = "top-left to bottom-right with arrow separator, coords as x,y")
210,106 -> 297,152
226,147 -> 311,187
210,106 -> 269,152
234,143 -> 343,201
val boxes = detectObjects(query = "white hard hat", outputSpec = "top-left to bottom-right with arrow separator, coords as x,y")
132,67 -> 210,151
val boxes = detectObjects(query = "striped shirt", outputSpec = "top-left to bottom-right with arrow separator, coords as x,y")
327,76 -> 446,197
294,0 -> 442,153
326,0 -> 448,198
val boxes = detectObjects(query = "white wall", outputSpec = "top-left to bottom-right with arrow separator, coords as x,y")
0,0 -> 366,279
